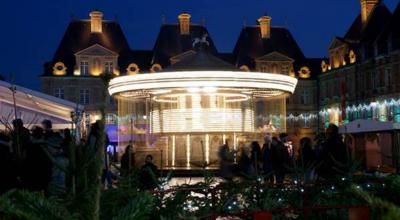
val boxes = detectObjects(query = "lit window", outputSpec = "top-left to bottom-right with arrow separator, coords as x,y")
105,61 -> 113,74
79,89 -> 90,105
80,61 -> 89,76
54,88 -> 64,99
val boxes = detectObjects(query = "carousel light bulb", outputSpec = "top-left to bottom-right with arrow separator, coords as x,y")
202,86 -> 217,93
187,87 -> 201,93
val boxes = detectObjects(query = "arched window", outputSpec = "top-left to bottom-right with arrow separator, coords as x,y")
271,63 -> 279,73
150,63 -> 162,73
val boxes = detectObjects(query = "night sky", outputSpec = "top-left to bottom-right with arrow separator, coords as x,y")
0,0 -> 398,90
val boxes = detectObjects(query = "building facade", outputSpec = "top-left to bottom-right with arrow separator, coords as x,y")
41,10 -> 321,147
41,0 -> 400,149
320,0 -> 400,129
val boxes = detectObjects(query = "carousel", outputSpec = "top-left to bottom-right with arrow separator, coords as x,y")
108,49 -> 297,169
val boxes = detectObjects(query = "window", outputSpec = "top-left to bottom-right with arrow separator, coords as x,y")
79,89 -> 90,105
54,88 -> 64,99
80,61 -> 89,75
300,89 -> 311,105
105,61 -> 113,74
385,68 -> 392,87
372,72 -> 379,90
271,63 -> 279,73
281,64 -> 289,75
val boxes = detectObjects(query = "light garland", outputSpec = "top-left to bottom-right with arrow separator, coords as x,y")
321,98 -> 400,124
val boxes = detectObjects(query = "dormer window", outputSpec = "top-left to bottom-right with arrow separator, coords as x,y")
80,61 -> 89,76
105,61 -> 113,74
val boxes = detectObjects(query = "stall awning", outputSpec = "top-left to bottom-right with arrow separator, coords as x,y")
339,119 -> 400,134
0,80 -> 83,129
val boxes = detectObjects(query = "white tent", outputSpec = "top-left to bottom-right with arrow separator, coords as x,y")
339,119 -> 400,134
0,80 -> 83,130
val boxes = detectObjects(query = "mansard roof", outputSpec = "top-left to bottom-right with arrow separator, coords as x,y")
361,3 -> 392,45
43,19 -> 132,76
151,23 -> 218,67
232,26 -> 305,68
343,3 -> 391,44
376,2 -> 400,50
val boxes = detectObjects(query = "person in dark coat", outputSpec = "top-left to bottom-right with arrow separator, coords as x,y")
121,143 -> 135,176
298,137 -> 315,167
11,119 -> 31,160
139,155 -> 158,190
0,131 -> 17,194
239,145 -> 255,177
271,134 -> 290,184
250,141 -> 262,174
218,140 -> 235,180
61,128 -> 72,158
22,126 -> 52,192
317,124 -> 349,179
262,134 -> 274,183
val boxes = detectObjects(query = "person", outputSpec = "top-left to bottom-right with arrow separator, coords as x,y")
270,134 -> 290,184
0,131 -> 17,194
102,141 -> 113,189
239,144 -> 255,177
314,133 -> 326,163
298,137 -> 315,168
139,155 -> 158,190
262,134 -> 274,183
218,139 -> 234,180
41,120 -> 68,196
121,143 -> 135,176
61,128 -> 72,158
11,119 -> 31,160
317,124 -> 349,179
41,119 -> 62,141
250,141 -> 262,174
22,126 -> 52,192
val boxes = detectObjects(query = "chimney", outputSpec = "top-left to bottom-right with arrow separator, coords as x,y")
258,16 -> 272,39
90,10 -> 103,33
178,13 -> 191,35
360,0 -> 379,28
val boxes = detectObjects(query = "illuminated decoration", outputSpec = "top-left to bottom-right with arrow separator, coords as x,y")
321,60 -> 328,73
127,63 -> 140,75
349,50 -> 356,64
298,66 -> 311,79
53,62 -> 67,76
73,68 -> 80,76
258,16 -> 272,39
150,63 -> 162,73
321,98 -> 400,127
239,65 -> 250,72
111,70 -> 297,168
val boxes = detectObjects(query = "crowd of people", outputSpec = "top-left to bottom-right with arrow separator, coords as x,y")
0,118 -> 349,195
219,123 -> 350,183
0,119 -> 71,195
0,119 -> 159,195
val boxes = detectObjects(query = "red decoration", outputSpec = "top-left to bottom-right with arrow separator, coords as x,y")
253,211 -> 272,220
348,207 -> 370,220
